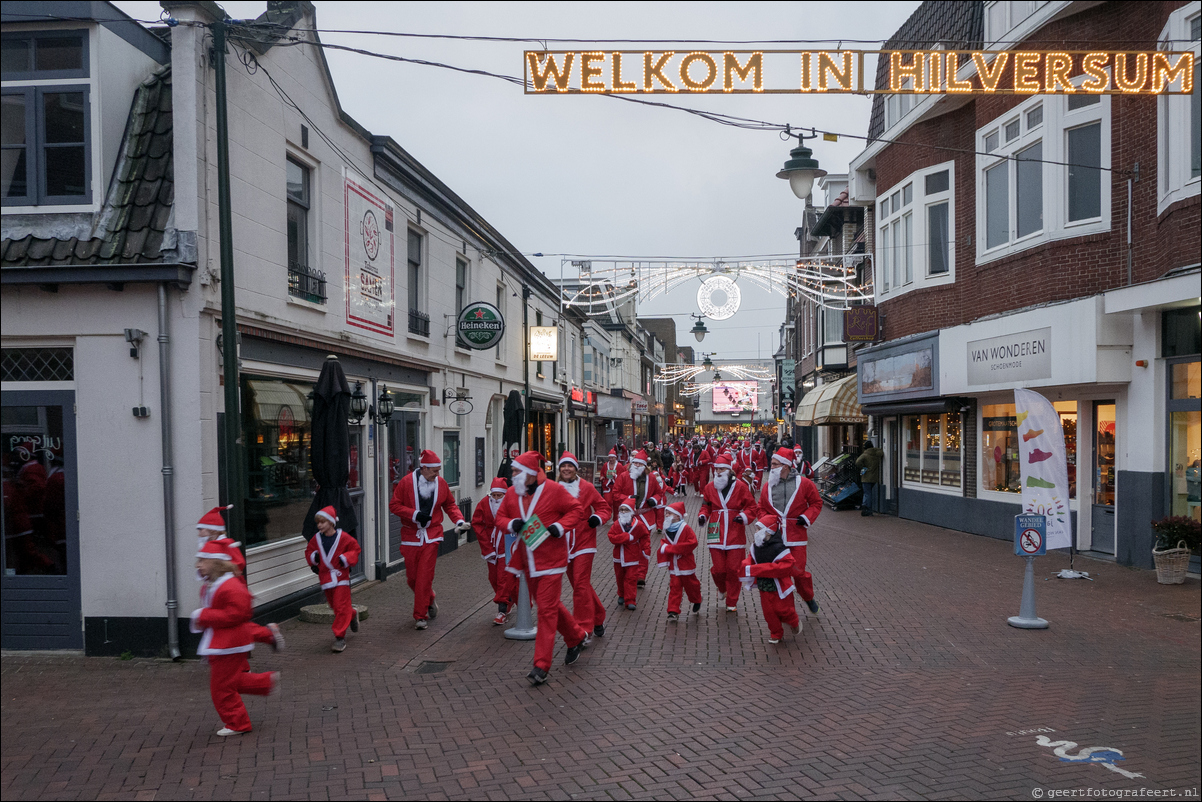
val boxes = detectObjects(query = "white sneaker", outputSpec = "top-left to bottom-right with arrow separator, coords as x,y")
415,619 -> 428,630
768,637 -> 781,645
726,606 -> 737,613
216,727 -> 247,737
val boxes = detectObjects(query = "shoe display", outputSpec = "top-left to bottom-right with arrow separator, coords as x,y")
349,610 -> 360,633
267,622 -> 285,652
691,602 -> 702,613
415,619 -> 428,630
667,612 -> 679,622
594,623 -> 606,638
565,642 -> 583,665
806,599 -> 820,615
527,667 -> 549,685
332,638 -> 346,653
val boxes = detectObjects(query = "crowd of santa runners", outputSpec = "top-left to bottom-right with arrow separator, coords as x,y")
188,433 -> 824,734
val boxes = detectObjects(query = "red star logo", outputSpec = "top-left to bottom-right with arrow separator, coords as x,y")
474,309 -> 486,319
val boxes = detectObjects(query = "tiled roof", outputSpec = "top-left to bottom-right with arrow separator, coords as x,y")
867,1 -> 983,142
2,67 -> 175,268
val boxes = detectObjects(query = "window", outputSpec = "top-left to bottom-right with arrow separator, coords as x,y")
903,413 -> 962,488
535,310 -> 544,377
981,401 -> 1078,499
407,230 -> 428,336
495,283 -> 506,360
877,161 -> 954,298
285,157 -> 324,303
2,31 -> 91,207
928,200 -> 950,275
821,307 -> 842,345
454,257 -> 469,348
977,90 -> 1109,262
1157,6 -> 1201,215
442,431 -> 461,487
241,375 -> 316,547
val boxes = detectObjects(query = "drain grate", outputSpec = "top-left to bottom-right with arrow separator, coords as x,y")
415,661 -> 451,674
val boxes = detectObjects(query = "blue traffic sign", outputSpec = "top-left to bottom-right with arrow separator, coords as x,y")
1014,514 -> 1047,556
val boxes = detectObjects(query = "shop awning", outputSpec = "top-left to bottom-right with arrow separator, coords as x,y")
245,380 -> 311,427
795,374 -> 866,425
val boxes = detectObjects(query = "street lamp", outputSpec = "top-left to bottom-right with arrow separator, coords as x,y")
776,128 -> 827,201
689,313 -> 709,343
349,381 -> 395,426
702,353 -> 714,371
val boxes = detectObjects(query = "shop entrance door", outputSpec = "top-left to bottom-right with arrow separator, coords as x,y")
884,417 -> 899,515
386,410 -> 422,565
1092,401 -> 1116,554
1,390 -> 81,649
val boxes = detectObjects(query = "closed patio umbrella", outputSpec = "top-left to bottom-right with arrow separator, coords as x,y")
302,356 -> 359,539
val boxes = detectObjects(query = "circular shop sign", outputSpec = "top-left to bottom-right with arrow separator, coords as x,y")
456,301 -> 506,350
361,210 -> 380,261
697,276 -> 741,321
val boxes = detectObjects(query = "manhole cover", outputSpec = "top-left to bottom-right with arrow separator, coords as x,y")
415,661 -> 451,674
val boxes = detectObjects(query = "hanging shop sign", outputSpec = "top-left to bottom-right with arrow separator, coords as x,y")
344,170 -> 395,336
697,276 -> 741,321
529,326 -> 559,361
844,306 -> 879,342
525,50 -> 1194,95
456,301 -> 506,350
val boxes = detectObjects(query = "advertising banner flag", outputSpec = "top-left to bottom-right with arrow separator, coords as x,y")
1014,388 -> 1071,550
344,169 -> 395,336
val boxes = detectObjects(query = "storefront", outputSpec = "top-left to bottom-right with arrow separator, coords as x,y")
568,388 -> 597,459
793,373 -> 867,459
596,393 -> 631,454
631,395 -> 650,445
527,397 -> 561,466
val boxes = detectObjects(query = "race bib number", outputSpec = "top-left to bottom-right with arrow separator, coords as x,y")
706,521 -> 721,544
520,514 -> 551,551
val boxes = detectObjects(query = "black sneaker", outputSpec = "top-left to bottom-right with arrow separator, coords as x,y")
565,643 -> 584,666
349,609 -> 360,633
691,602 -> 702,613
625,603 -> 637,611
428,598 -> 439,619
636,580 -> 646,588
806,598 -> 820,615
527,667 -> 548,685
593,623 -> 605,638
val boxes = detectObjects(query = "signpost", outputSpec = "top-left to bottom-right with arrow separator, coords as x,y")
1008,514 -> 1049,629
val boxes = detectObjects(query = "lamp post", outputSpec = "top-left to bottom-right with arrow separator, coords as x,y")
776,127 -> 827,201
689,313 -> 709,343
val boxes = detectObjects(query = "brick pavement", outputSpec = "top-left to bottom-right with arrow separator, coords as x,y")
2,493 -> 1199,800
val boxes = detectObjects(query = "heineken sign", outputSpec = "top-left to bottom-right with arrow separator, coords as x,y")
456,301 -> 506,350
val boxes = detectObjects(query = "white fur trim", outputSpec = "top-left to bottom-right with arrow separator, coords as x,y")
315,509 -> 337,524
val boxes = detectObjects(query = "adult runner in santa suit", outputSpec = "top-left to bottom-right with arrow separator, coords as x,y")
758,447 -> 823,616
611,449 -> 663,585
600,449 -> 626,520
495,451 -> 590,685
698,452 -> 758,611
472,478 -> 517,625
557,451 -> 611,639
389,449 -> 469,629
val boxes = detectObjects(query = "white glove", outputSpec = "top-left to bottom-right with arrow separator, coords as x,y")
454,520 -> 470,533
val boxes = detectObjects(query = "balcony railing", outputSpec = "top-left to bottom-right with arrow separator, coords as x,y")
287,260 -> 326,303
408,308 -> 430,337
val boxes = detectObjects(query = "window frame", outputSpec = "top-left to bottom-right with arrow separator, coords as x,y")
876,160 -> 955,301
2,83 -> 92,207
1,30 -> 90,82
1156,3 -> 1201,215
901,412 -> 964,495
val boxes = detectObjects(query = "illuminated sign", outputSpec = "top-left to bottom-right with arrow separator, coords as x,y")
525,50 -> 1194,95
697,276 -> 741,321
711,381 -> 759,413
529,326 -> 559,361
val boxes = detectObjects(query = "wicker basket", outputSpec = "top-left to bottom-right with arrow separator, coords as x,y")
1152,540 -> 1191,585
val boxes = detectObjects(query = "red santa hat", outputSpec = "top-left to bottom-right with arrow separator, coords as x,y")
616,495 -> 635,511
753,514 -> 779,546
314,505 -> 337,524
489,477 -> 509,495
630,449 -> 649,465
557,451 -> 579,468
772,447 -> 795,466
606,449 -> 618,459
664,501 -> 686,519
712,452 -> 733,471
196,539 -> 238,561
511,450 -> 544,477
419,449 -> 441,468
196,505 -> 233,531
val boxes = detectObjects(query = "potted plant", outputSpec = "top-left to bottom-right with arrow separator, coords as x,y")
1150,516 -> 1202,585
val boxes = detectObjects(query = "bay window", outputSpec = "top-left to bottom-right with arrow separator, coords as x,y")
876,161 -> 955,299
1156,5 -> 1200,215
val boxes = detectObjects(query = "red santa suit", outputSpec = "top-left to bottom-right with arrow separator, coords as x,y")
693,445 -> 714,493
612,450 -> 662,581
191,541 -> 275,734
599,452 -> 627,519
304,507 -> 362,640
557,452 -> 611,635
495,452 -> 588,673
758,448 -> 823,604
751,443 -> 768,482
195,506 -> 276,648
698,454 -> 758,608
389,450 -> 466,624
472,479 -> 517,619
608,497 -> 649,608
656,502 -> 702,616
739,516 -> 800,641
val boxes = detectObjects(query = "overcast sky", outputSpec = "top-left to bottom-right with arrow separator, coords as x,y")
115,0 -> 920,360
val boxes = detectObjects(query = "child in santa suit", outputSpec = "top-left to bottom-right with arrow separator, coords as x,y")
494,451 -> 590,685
739,515 -> 802,645
304,506 -> 362,653
196,505 -> 283,651
557,452 -> 611,639
191,540 -> 279,736
612,450 -> 662,587
389,449 -> 470,629
607,496 -> 649,610
600,449 -> 626,520
656,502 -> 702,621
472,479 -> 517,625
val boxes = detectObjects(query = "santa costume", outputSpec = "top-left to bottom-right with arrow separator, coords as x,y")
758,447 -> 823,613
608,496 -> 649,610
656,501 -> 702,620
558,451 -> 611,637
388,449 -> 468,628
196,506 -> 281,650
191,540 -> 277,735
304,506 -> 362,651
600,449 -> 627,519
611,450 -> 662,583
698,452 -> 758,610
494,451 -> 589,685
740,515 -> 801,643
472,478 -> 517,624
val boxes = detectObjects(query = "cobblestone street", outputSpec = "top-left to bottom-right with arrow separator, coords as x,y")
3,499 -> 1199,800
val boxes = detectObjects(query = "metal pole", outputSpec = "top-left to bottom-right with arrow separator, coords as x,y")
372,377 -> 387,581
1007,555 -> 1049,629
212,20 -> 245,545
522,282 -> 531,451
158,282 -> 180,659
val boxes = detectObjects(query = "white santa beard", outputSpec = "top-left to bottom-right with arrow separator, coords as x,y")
489,497 -> 503,514
562,478 -> 580,498
417,476 -> 436,499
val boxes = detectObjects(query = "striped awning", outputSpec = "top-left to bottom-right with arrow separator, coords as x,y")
795,374 -> 866,426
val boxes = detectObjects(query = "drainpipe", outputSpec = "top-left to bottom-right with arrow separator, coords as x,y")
158,282 -> 180,660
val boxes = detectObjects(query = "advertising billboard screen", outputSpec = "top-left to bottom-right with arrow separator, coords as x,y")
711,381 -> 758,413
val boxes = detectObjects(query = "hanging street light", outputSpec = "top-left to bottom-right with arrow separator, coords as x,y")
689,313 -> 709,342
702,353 -> 714,371
776,127 -> 827,201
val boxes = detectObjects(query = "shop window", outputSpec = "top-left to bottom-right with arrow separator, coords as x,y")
902,413 -> 961,488
241,376 -> 315,547
1163,306 -> 1201,358
1055,401 -> 1078,500
1169,361 -> 1201,522
442,431 -> 461,487
981,401 -> 1077,498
